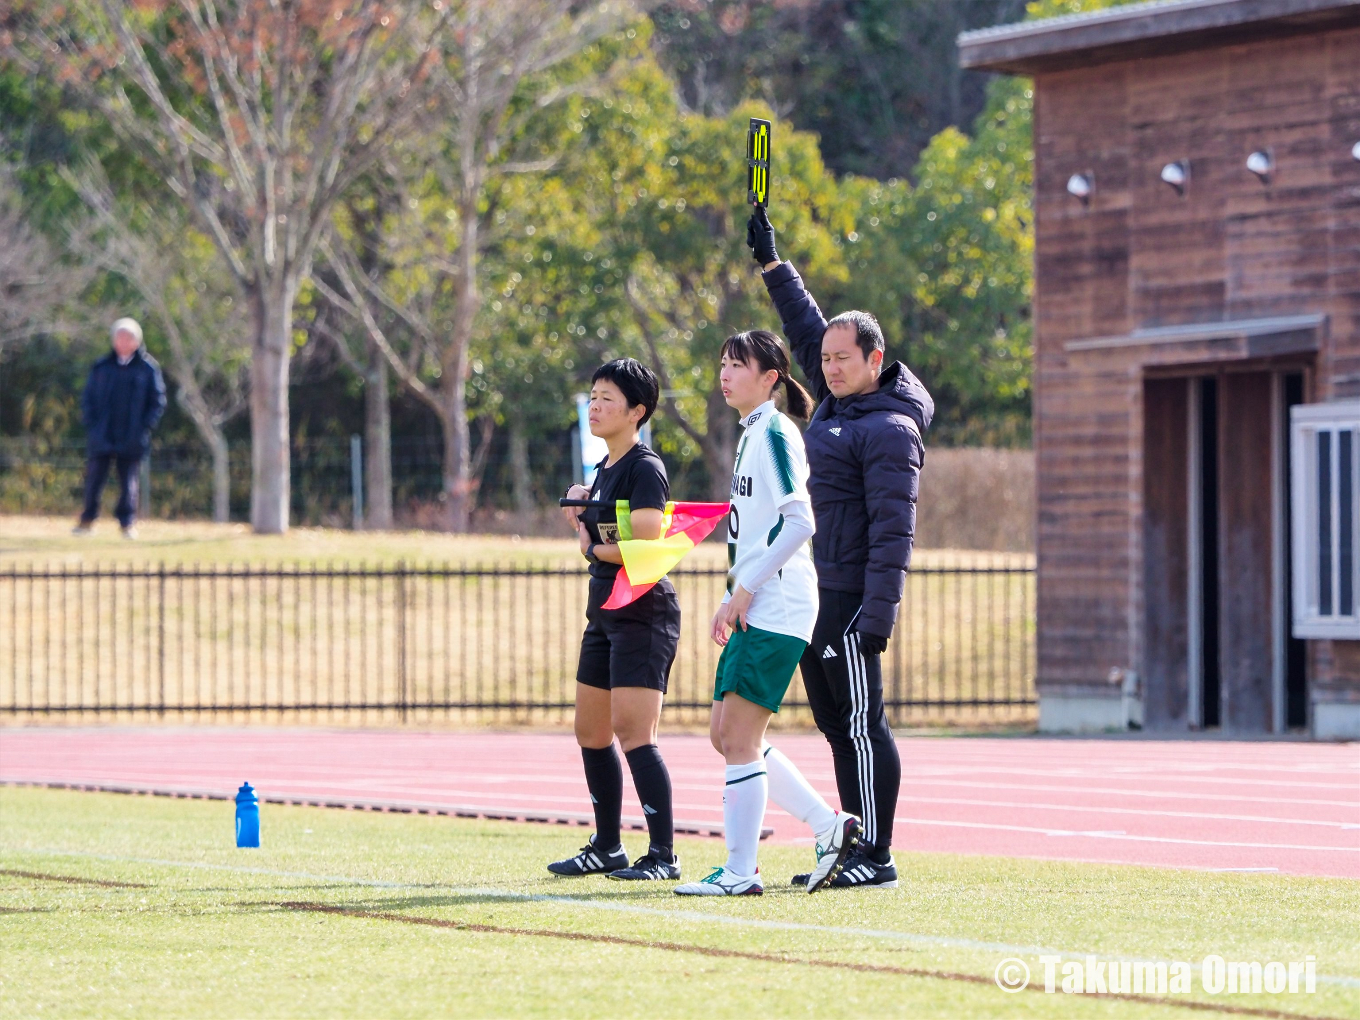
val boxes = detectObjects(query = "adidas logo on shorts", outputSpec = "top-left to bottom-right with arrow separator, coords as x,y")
821,645 -> 837,659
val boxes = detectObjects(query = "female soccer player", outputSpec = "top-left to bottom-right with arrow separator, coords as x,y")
674,331 -> 862,897
548,358 -> 682,882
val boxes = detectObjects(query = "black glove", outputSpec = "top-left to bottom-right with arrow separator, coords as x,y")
746,205 -> 778,266
854,625 -> 889,657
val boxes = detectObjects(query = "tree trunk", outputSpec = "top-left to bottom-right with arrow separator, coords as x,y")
209,430 -> 230,523
249,278 -> 295,534
440,388 -> 471,532
509,415 -> 532,514
173,386 -> 232,523
441,193 -> 479,533
364,336 -> 394,530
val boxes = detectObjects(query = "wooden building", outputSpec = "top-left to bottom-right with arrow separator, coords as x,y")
959,0 -> 1360,737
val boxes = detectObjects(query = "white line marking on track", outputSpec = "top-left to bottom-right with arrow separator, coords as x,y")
895,818 -> 1360,853
10,847 -> 1358,989
896,796 -> 1357,828
902,779 -> 1359,808
904,768 -> 1360,790
1208,867 -> 1280,873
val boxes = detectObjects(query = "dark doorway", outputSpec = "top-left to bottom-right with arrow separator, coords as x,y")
1197,376 -> 1221,729
1143,378 -> 1192,728
1143,369 -> 1301,733
1282,372 -> 1308,728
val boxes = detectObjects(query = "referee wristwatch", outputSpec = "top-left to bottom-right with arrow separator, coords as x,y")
583,543 -> 601,565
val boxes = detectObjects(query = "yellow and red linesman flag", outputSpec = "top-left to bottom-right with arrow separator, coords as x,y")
604,501 -> 730,609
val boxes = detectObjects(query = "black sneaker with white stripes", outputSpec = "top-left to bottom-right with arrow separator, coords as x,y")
791,849 -> 897,889
607,845 -> 681,881
546,836 -> 629,876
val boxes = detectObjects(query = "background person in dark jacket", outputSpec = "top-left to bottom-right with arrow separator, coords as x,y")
74,317 -> 167,538
748,207 -> 932,889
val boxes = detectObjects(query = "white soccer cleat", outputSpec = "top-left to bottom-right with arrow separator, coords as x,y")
807,811 -> 863,893
674,865 -> 763,896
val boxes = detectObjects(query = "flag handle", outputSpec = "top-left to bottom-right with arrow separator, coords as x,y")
559,499 -> 609,508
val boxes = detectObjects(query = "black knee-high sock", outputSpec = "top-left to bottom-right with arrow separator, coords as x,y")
581,745 -> 623,850
623,744 -> 673,858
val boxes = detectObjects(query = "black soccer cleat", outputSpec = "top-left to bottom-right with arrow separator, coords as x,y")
607,845 -> 681,881
792,849 -> 898,889
546,836 -> 629,876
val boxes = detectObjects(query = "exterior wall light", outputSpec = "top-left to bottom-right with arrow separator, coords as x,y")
1353,141 -> 1360,161
1246,150 -> 1273,184
1161,160 -> 1190,196
1066,172 -> 1093,205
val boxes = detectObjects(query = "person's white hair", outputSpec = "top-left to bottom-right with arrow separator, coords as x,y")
110,317 -> 143,344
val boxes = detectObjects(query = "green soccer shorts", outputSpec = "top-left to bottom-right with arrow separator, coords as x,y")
712,624 -> 808,713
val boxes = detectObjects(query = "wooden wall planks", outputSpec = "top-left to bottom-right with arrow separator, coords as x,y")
1031,24 -> 1360,709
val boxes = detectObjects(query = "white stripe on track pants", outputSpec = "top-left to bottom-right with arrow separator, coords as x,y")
797,588 -> 902,849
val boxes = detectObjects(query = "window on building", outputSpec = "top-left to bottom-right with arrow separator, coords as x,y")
1290,401 -> 1360,639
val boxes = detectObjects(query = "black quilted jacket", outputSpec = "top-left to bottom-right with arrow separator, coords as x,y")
762,260 -> 933,640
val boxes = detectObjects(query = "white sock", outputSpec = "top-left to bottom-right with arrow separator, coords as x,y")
763,743 -> 837,838
723,759 -> 767,877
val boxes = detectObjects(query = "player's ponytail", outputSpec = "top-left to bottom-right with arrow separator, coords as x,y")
720,329 -> 814,422
781,373 -> 814,421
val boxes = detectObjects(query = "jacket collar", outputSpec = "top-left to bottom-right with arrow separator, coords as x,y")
740,400 -> 776,430
106,346 -> 144,367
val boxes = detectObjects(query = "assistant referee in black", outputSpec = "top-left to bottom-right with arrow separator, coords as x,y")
547,358 -> 682,883
748,208 -> 933,889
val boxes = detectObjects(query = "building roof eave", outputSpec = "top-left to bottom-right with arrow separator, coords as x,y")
1063,314 -> 1325,367
957,0 -> 1360,75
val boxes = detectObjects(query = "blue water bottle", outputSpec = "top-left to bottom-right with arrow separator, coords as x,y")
235,782 -> 260,848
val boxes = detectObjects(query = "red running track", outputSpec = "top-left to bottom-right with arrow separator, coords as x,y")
1,728 -> 1356,879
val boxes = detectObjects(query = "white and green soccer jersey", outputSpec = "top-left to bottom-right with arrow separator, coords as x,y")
727,400 -> 819,643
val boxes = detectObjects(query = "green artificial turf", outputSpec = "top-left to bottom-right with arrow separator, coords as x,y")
1,787 -> 1355,1018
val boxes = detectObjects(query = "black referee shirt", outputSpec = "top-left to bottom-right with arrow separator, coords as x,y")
582,442 -> 669,581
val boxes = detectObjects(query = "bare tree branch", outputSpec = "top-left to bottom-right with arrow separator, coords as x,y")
4,0 -> 459,533
313,0 -> 646,529
625,274 -> 709,449
0,171 -> 90,350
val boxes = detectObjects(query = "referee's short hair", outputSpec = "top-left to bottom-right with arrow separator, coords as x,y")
825,310 -> 885,360
592,358 -> 659,425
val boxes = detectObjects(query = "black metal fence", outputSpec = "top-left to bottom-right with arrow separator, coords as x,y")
0,561 -> 1035,726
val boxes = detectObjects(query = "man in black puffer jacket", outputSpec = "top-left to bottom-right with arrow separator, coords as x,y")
75,317 -> 167,538
748,207 -> 932,889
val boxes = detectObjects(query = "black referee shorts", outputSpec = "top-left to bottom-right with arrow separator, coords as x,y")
576,577 -> 681,693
